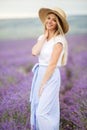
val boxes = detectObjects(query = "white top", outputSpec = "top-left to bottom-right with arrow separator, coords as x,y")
38,34 -> 66,67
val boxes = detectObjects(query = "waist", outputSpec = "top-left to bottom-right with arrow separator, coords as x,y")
32,63 -> 60,73
39,63 -> 61,67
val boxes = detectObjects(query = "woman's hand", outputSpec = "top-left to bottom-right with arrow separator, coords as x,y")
39,84 -> 44,97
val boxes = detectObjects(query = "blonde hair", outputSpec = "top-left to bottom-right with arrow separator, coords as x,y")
44,13 -> 68,66
61,37 -> 68,66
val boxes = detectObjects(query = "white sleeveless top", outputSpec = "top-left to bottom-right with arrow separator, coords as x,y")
38,34 -> 66,67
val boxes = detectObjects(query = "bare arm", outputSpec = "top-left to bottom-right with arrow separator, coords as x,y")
39,43 -> 63,96
32,32 -> 48,56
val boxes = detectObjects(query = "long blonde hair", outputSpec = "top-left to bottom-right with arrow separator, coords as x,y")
44,13 -> 68,66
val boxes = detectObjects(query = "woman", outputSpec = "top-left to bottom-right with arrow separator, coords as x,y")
30,7 -> 69,130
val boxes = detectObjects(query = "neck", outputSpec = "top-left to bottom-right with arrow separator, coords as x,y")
47,30 -> 55,40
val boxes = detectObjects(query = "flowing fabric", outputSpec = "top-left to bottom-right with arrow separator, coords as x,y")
30,63 -> 61,130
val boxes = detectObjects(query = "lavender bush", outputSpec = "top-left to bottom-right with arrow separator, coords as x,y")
60,34 -> 87,130
0,34 -> 87,130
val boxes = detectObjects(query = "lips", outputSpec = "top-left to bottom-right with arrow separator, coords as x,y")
47,24 -> 53,27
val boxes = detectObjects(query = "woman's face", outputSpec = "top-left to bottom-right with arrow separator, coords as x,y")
45,13 -> 58,31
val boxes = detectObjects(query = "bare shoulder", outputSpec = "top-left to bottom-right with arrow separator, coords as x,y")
53,42 -> 63,51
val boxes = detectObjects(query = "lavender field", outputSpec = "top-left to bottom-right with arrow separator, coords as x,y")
0,34 -> 87,130
0,15 -> 87,130
0,38 -> 37,130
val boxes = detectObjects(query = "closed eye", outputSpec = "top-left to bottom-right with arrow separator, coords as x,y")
47,16 -> 51,20
53,19 -> 56,22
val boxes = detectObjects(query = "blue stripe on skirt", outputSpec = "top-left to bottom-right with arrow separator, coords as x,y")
30,63 -> 61,130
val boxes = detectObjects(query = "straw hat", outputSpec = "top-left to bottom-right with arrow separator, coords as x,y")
38,7 -> 69,33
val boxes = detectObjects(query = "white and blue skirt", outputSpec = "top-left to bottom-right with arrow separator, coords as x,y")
30,63 -> 61,130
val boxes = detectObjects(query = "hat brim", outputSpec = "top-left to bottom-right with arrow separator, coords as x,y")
39,8 -> 69,33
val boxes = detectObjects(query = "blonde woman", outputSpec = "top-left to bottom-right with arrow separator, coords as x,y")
30,7 -> 69,130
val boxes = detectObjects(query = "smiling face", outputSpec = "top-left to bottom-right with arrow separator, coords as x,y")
45,13 -> 58,31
